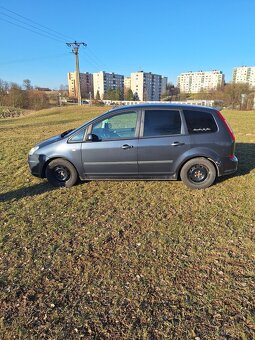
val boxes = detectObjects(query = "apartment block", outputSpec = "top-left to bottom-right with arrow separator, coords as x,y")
130,71 -> 167,101
67,72 -> 93,98
177,71 -> 224,93
161,76 -> 168,95
93,71 -> 124,99
124,76 -> 131,89
233,66 -> 255,88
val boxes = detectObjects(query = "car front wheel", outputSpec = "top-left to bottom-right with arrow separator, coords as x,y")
180,157 -> 216,189
45,158 -> 78,188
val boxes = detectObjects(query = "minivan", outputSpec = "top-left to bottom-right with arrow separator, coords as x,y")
28,104 -> 238,189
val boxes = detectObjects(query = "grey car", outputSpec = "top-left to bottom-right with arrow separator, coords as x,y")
28,104 -> 238,189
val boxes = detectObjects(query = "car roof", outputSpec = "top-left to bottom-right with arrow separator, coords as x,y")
108,103 -> 216,113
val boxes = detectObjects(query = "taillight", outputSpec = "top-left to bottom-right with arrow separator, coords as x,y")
217,111 -> 235,142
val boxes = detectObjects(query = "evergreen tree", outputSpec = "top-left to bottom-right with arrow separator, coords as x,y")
95,90 -> 101,100
125,88 -> 134,100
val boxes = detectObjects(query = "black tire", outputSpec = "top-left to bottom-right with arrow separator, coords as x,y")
45,158 -> 78,188
180,157 -> 216,189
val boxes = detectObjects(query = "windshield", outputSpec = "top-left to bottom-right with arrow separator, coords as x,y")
59,108 -> 115,139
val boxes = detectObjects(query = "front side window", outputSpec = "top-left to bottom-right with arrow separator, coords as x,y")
183,110 -> 217,134
91,111 -> 138,140
68,128 -> 85,142
143,110 -> 181,137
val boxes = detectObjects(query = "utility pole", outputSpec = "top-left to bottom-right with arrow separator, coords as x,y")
66,41 -> 87,106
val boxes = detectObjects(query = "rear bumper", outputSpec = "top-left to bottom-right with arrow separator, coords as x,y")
217,155 -> 238,176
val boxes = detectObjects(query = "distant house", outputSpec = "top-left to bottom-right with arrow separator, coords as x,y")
34,87 -> 52,92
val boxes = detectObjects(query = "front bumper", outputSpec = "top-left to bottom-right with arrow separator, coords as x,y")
28,154 -> 46,178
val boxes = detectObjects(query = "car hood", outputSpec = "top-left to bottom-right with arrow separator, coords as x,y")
37,134 -> 63,148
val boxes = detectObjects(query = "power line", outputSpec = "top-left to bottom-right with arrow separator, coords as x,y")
0,5 -> 108,72
79,49 -> 103,71
0,16 -> 65,43
0,5 -> 110,82
0,5 -> 74,41
0,11 -> 66,42
87,47 -> 108,69
0,53 -> 70,66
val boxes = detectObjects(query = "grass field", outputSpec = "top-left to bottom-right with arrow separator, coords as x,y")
0,105 -> 254,339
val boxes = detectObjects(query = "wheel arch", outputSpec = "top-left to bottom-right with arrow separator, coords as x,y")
177,155 -> 220,180
42,156 -> 80,178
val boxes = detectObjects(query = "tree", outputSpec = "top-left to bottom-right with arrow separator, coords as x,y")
27,90 -> 49,110
23,79 -> 33,91
59,84 -> 68,96
0,79 -> 9,106
223,83 -> 250,109
103,89 -> 114,100
95,90 -> 101,100
103,88 -> 123,101
161,83 -> 180,101
125,88 -> 134,101
115,88 -> 123,100
8,83 -> 27,108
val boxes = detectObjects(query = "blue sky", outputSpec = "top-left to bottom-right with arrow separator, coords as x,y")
0,0 -> 254,89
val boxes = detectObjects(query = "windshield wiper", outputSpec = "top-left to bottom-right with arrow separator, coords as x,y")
60,129 -> 74,138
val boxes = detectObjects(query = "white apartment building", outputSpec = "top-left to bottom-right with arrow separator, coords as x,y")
124,76 -> 131,89
67,72 -> 93,98
93,71 -> 124,99
130,71 -> 167,101
233,66 -> 255,88
177,71 -> 224,93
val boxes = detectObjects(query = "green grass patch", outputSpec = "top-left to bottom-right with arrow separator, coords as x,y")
0,106 -> 254,338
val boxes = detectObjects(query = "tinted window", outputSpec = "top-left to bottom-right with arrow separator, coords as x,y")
92,111 -> 138,140
183,110 -> 217,134
144,110 -> 181,137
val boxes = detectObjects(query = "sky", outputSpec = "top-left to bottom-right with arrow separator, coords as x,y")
0,0 -> 255,89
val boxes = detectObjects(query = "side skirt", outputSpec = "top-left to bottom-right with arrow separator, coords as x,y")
79,174 -> 177,181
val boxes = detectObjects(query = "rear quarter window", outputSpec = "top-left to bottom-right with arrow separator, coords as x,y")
183,110 -> 218,134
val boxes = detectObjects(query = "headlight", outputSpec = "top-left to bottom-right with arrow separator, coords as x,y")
29,146 -> 39,156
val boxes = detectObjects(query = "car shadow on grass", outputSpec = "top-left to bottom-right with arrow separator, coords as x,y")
234,142 -> 255,176
217,142 -> 255,184
0,182 -> 55,203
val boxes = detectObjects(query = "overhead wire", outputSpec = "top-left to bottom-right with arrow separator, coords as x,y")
87,46 -> 108,69
0,5 -> 73,41
0,16 -> 65,43
0,5 -> 109,72
0,11 -> 67,43
79,48 -> 104,71
0,53 -> 70,66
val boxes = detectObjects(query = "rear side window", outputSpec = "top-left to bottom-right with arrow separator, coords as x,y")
183,110 -> 217,134
144,110 -> 181,137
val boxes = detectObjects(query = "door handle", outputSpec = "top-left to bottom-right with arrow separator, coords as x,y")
171,141 -> 185,146
122,144 -> 133,149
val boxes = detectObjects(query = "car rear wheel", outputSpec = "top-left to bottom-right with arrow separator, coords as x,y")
180,157 -> 216,189
46,158 -> 78,188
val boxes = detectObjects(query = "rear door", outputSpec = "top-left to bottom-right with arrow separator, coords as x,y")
81,110 -> 140,179
138,109 -> 190,178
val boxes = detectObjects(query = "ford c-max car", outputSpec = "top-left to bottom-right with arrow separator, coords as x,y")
28,104 -> 238,189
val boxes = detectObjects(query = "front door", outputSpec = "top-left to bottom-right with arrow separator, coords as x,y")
81,110 -> 140,179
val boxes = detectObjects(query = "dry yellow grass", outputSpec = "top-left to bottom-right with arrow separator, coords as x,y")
0,106 -> 254,338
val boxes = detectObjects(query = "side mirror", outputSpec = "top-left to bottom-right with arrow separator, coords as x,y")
86,133 -> 100,142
